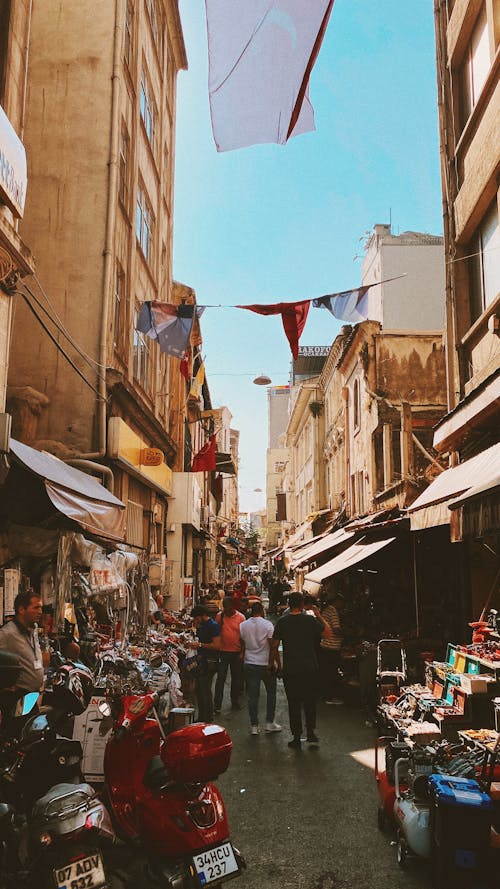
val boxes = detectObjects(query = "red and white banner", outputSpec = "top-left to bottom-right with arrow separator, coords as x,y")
205,1 -> 334,151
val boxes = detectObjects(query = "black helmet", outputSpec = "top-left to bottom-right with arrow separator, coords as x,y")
0,649 -> 21,690
50,662 -> 94,715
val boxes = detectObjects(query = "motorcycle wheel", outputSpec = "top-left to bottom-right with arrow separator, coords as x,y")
397,834 -> 408,869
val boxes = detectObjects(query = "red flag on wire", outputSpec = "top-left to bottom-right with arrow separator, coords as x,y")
237,299 -> 310,359
191,436 -> 216,473
180,350 -> 191,380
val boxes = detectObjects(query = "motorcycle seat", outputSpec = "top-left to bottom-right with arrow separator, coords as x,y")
143,756 -> 172,791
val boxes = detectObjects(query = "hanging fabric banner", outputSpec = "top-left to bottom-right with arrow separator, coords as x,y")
180,350 -> 191,380
236,299 -> 310,358
137,302 -> 206,359
191,435 -> 217,473
205,0 -> 334,152
189,361 -> 205,402
312,285 -> 371,323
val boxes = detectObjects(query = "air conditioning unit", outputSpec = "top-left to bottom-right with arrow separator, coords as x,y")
149,554 -> 166,586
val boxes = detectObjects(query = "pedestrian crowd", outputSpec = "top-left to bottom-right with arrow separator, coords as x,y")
187,571 -> 345,748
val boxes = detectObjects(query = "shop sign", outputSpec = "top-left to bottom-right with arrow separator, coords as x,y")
140,447 -> 163,467
298,346 -> 329,357
450,490 -> 500,542
108,417 -> 172,495
0,104 -> 27,218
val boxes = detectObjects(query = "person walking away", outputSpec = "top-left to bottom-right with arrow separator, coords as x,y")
319,593 -> 344,704
214,597 -> 245,713
0,591 -> 45,696
240,601 -> 281,735
270,591 -> 330,749
190,605 -> 221,722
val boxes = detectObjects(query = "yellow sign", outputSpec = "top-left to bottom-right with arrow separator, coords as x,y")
108,418 -> 172,495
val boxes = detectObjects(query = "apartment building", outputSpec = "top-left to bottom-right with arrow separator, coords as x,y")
0,0 -> 34,417
6,1 -> 186,561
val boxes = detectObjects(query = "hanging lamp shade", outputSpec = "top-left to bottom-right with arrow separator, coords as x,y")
253,373 -> 272,385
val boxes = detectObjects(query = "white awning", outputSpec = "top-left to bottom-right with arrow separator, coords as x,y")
407,442 -> 500,531
10,439 -> 125,541
305,536 -> 396,583
291,527 -> 355,568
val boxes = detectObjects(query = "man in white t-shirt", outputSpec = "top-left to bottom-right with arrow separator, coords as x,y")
239,601 -> 281,735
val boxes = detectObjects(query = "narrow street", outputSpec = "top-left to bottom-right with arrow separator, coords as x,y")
215,683 -> 430,889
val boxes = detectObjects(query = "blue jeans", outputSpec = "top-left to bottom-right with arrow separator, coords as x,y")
244,663 -> 277,726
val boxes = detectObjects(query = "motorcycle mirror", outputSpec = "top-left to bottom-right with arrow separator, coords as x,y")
98,701 -> 112,717
150,654 -> 163,670
21,692 -> 39,716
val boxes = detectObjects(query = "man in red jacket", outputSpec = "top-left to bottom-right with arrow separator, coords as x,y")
214,598 -> 245,712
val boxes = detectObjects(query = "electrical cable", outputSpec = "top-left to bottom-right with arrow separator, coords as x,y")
23,280 -> 107,372
14,290 -> 106,401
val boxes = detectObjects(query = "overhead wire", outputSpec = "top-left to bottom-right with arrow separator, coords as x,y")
13,290 -> 105,401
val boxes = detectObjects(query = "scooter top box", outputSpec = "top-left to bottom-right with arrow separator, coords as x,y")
162,723 -> 233,783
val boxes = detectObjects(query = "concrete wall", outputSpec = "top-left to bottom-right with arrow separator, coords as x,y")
9,0 -> 115,449
362,226 -> 445,331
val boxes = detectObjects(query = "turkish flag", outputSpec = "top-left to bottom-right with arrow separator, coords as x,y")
237,299 -> 310,359
191,436 -> 216,473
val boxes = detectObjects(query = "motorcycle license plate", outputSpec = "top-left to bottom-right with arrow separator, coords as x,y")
192,842 -> 239,884
53,853 -> 106,889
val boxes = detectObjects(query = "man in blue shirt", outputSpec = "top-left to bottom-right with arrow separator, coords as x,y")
191,605 -> 221,722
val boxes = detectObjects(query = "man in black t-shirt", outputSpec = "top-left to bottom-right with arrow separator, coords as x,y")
270,591 -> 329,749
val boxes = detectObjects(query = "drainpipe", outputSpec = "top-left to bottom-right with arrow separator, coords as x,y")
66,459 -> 115,492
71,0 -> 122,464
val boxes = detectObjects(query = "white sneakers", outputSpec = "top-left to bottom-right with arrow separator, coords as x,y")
250,723 -> 282,734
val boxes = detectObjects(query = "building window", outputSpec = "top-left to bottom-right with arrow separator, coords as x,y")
136,185 -> 155,266
118,125 -> 130,210
140,69 -> 156,149
460,6 -> 490,124
133,305 -> 151,391
353,379 -> 361,431
113,262 -> 127,356
469,201 -> 500,322
124,0 -> 133,68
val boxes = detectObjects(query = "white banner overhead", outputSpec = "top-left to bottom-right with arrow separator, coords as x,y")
205,0 -> 334,151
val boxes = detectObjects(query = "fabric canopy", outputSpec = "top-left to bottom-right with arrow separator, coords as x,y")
408,442 -> 500,531
10,439 -> 125,542
290,527 -> 355,568
305,536 -> 396,583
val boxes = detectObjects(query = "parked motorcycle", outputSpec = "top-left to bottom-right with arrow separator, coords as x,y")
0,654 -> 118,889
102,681 -> 245,888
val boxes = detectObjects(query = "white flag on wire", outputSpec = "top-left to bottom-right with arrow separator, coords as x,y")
205,1 -> 334,152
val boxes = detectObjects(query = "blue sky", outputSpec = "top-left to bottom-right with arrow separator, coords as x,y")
173,1 -> 443,514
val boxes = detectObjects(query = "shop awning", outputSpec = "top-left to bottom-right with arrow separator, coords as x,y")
407,442 -> 500,531
305,536 -> 396,583
291,527 -> 355,568
10,439 -> 126,541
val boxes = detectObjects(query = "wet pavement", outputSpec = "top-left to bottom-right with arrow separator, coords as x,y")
215,680 -> 431,889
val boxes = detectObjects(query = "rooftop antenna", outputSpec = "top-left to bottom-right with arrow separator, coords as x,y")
389,207 -> 392,232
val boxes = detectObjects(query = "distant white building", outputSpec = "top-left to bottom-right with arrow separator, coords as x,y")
362,224 -> 445,330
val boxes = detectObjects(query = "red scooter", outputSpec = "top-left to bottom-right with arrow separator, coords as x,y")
102,687 -> 245,889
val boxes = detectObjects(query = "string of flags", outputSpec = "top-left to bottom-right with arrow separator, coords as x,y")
136,278 -> 402,361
